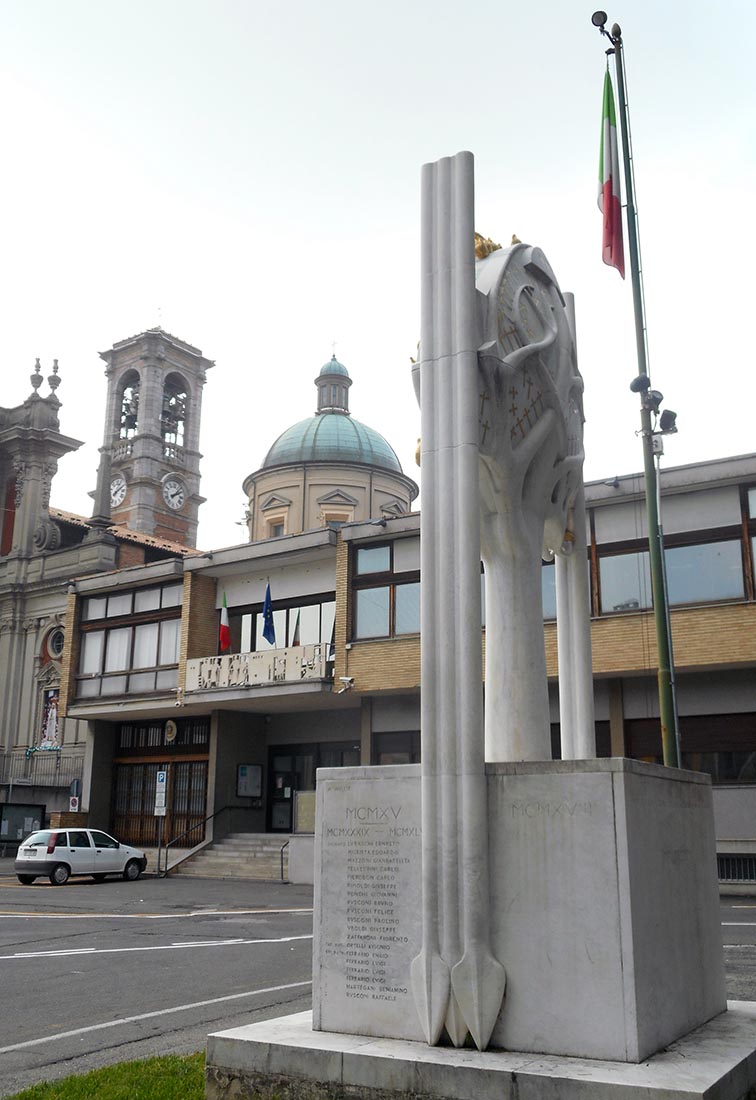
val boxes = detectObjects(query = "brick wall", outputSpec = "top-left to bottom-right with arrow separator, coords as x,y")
334,535 -> 350,682
179,573 -> 218,691
115,543 -> 146,568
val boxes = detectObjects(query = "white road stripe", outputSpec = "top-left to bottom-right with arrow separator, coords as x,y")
0,907 -> 313,920
722,922 -> 756,927
1,933 -> 312,960
0,979 -> 312,1055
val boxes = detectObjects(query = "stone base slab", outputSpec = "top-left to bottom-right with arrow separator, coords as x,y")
206,1008 -> 756,1100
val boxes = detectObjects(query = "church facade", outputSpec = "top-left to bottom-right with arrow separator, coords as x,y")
0,331 -> 209,842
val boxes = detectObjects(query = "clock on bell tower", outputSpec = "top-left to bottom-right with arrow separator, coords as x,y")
95,328 -> 213,548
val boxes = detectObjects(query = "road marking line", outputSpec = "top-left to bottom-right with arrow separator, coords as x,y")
1,933 -> 312,960
0,979 -> 313,1055
0,907 -> 313,920
722,922 -> 756,927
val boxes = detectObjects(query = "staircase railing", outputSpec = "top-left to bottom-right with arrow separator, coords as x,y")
156,804 -> 233,878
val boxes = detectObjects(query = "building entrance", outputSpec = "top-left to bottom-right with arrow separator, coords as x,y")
267,741 -> 360,832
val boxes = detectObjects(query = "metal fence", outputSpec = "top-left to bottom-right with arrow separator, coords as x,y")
0,750 -> 84,789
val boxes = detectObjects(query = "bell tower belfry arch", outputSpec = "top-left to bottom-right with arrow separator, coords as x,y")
98,329 -> 213,548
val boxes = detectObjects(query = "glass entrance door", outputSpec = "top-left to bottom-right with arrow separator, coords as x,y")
268,750 -> 315,832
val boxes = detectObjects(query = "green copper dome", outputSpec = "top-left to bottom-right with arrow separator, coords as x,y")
263,412 -> 403,473
262,356 -> 407,475
318,355 -> 350,378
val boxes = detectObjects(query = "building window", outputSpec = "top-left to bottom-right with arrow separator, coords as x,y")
372,730 -> 421,765
542,563 -> 556,620
234,595 -> 336,653
355,545 -> 391,575
598,539 -> 745,615
270,522 -> 285,538
76,582 -> 182,698
665,540 -> 743,604
351,541 -> 420,640
117,718 -> 209,753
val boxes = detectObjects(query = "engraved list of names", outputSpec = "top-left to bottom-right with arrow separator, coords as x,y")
313,766 -> 423,1040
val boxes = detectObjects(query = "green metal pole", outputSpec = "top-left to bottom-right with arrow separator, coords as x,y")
610,24 -> 680,767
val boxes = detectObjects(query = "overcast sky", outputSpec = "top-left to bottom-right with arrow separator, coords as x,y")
1,0 -> 753,550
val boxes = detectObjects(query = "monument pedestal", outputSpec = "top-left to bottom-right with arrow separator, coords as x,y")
205,760 -> 756,1099
313,760 -> 726,1062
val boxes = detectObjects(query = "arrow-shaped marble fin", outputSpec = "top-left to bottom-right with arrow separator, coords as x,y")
413,150 -> 505,1051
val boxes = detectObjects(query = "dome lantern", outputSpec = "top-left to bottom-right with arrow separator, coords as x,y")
316,355 -> 352,414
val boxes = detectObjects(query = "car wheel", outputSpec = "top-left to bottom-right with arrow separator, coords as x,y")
92,874 -> 107,883
17,875 -> 36,885
123,859 -> 141,882
49,864 -> 70,886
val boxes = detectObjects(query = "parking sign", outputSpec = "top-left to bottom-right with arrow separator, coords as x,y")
154,769 -> 167,817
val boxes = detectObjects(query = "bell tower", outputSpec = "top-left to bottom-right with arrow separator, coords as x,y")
97,329 -> 213,548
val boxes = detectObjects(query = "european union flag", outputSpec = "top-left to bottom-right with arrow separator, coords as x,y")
262,582 -> 276,646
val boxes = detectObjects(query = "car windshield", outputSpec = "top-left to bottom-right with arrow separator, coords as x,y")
22,832 -> 52,847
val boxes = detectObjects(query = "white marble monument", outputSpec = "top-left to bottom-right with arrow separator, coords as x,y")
207,152 -> 752,1100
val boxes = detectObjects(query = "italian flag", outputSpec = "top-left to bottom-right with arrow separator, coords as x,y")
219,592 -> 230,653
598,69 -> 625,278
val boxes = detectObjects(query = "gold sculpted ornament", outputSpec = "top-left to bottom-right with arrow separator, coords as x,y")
474,232 -> 502,259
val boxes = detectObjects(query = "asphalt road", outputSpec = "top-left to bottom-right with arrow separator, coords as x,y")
0,871 -> 315,1098
1,871 -> 756,1097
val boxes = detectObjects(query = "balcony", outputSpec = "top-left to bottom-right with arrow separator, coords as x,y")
184,643 -> 334,708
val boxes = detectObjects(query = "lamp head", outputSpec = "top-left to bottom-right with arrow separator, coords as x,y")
659,409 -> 678,433
591,10 -> 608,27
629,374 -> 651,394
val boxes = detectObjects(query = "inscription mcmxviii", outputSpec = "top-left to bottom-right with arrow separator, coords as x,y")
511,801 -> 593,818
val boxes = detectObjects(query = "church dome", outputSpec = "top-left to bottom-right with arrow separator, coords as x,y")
318,355 -> 350,378
262,356 -> 404,474
263,413 -> 403,473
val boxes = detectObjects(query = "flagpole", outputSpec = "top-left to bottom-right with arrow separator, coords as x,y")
592,13 -> 680,768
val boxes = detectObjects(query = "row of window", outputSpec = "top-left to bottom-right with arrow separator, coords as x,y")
82,583 -> 182,621
77,582 -> 182,698
353,535 -> 754,640
229,598 -> 336,653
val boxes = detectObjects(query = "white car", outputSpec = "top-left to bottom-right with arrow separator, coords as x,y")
14,828 -> 147,885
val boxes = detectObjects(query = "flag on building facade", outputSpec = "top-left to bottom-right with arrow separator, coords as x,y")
262,582 -> 276,646
598,69 -> 625,278
219,592 -> 230,652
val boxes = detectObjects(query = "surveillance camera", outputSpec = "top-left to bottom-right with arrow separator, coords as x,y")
645,389 -> 664,413
339,676 -> 354,684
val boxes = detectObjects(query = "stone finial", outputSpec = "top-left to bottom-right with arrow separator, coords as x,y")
30,358 -> 43,392
48,359 -> 60,393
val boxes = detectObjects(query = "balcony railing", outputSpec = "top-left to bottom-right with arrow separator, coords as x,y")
185,643 -> 331,693
0,749 -> 84,789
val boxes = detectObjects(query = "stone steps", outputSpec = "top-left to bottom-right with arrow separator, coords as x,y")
172,832 -> 290,881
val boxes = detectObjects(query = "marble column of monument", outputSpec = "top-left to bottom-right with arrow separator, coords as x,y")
555,293 -> 596,760
411,150 -> 505,1052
